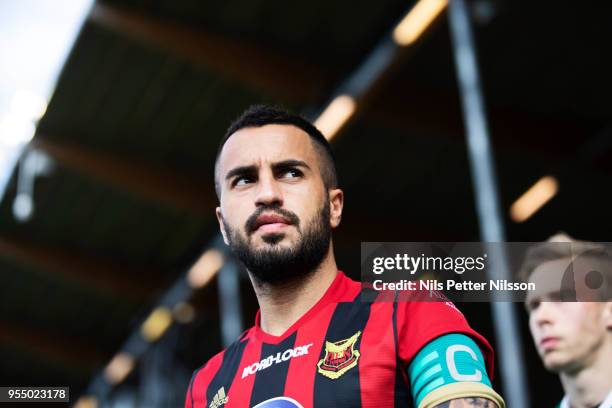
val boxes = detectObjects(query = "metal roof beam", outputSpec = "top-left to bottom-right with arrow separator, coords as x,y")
0,320 -> 104,370
366,80 -> 591,160
32,137 -> 214,216
88,3 -> 328,102
0,234 -> 165,299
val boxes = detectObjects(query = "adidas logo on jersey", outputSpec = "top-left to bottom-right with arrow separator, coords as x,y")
209,387 -> 228,408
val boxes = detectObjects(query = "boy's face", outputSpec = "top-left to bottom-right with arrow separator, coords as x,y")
526,259 -> 612,373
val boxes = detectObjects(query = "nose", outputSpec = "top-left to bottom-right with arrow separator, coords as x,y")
532,301 -> 556,328
254,171 -> 283,207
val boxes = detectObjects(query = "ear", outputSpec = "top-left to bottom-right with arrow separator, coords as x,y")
216,207 -> 230,245
328,188 -> 344,229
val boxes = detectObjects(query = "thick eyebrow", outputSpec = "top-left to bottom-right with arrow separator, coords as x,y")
546,290 -> 564,301
224,159 -> 311,182
225,165 -> 257,182
271,159 -> 311,172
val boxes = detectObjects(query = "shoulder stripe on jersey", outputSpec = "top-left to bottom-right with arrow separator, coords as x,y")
314,300 -> 372,407
206,339 -> 248,405
249,332 -> 298,406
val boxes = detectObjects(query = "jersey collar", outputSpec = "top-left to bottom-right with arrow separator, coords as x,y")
252,270 -> 358,344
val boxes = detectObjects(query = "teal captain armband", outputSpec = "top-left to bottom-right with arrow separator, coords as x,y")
408,333 -> 492,408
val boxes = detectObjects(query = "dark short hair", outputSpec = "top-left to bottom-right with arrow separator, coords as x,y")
214,105 -> 338,198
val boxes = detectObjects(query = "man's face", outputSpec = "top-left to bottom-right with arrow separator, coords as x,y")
215,124 -> 343,284
526,259 -> 612,373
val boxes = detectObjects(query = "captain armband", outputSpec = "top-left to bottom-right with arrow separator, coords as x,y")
408,333 -> 505,408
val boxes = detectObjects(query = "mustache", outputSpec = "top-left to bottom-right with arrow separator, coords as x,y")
245,205 -> 300,235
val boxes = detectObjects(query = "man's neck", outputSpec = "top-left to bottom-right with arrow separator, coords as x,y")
252,247 -> 339,337
560,339 -> 612,408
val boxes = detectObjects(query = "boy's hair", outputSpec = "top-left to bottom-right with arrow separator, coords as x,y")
519,233 -> 612,295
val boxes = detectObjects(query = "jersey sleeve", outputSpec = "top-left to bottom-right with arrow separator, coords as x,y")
396,300 -> 504,407
396,300 -> 494,374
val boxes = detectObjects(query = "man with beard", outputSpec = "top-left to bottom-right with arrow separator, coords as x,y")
522,234 -> 612,408
185,106 -> 505,408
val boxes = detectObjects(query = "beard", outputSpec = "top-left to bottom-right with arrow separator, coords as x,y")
223,200 -> 332,285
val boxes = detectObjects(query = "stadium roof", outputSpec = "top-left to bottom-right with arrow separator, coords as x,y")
0,0 -> 610,403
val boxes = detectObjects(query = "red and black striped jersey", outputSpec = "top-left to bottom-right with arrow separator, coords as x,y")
186,271 -> 495,408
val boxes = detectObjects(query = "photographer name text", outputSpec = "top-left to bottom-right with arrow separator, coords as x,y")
372,279 -> 535,292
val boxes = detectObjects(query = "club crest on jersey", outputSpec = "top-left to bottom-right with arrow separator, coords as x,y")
317,331 -> 361,379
